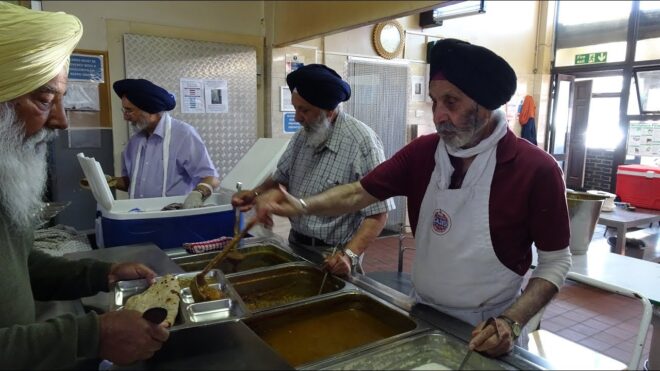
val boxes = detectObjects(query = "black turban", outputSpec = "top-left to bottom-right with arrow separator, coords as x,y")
113,78 -> 176,113
429,38 -> 517,110
286,64 -> 351,110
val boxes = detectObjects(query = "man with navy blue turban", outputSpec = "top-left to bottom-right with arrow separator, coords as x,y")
109,78 -> 219,208
252,40 -> 571,359
233,64 -> 393,275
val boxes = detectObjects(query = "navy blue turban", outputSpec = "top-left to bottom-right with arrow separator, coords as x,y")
113,78 -> 176,113
286,64 -> 351,110
429,38 -> 517,110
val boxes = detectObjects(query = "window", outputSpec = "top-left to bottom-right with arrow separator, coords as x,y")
577,76 -> 625,150
555,1 -> 632,67
635,0 -> 660,61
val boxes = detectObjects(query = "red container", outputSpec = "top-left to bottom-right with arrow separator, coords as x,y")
615,165 -> 660,210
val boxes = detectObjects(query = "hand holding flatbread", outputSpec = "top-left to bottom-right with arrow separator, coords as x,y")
124,274 -> 180,327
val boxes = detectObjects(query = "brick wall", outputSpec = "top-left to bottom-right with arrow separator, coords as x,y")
584,149 -> 616,192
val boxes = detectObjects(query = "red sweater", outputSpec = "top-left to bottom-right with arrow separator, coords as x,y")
361,129 -> 570,275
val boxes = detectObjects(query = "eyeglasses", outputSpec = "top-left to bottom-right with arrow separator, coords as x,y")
121,107 -> 136,114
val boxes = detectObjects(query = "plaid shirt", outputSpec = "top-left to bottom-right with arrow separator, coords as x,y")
272,111 -> 394,246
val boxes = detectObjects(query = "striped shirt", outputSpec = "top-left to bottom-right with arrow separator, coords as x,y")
272,111 -> 394,245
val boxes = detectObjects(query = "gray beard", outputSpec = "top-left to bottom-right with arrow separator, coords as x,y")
130,119 -> 150,134
0,102 -> 56,231
303,114 -> 331,148
436,109 -> 484,150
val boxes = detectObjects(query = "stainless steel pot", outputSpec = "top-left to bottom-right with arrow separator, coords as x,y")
566,191 -> 608,255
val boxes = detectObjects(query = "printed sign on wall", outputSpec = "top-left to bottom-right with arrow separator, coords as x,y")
283,112 -> 301,134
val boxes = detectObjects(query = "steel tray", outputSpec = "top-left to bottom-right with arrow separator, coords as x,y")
171,238 -> 301,274
244,291 -> 427,368
112,269 -> 249,330
227,261 -> 354,313
315,330 -> 516,370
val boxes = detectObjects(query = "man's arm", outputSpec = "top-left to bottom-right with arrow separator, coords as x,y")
470,247 -> 571,356
191,175 -> 220,201
255,181 -> 379,221
114,176 -> 129,192
327,211 -> 387,275
231,176 -> 282,212
197,175 -> 220,190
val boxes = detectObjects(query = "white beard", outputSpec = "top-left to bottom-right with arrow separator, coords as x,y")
130,119 -> 150,134
0,103 -> 57,231
303,113 -> 331,148
436,109 -> 484,150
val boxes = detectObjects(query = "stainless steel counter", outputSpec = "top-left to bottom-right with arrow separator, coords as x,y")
114,321 -> 292,370
62,242 -> 555,370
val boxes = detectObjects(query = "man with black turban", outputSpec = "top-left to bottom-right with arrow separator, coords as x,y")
108,78 -> 219,209
253,39 -> 571,357
233,64 -> 393,274
0,2 -> 169,368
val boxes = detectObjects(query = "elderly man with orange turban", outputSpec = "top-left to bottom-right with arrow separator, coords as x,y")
0,2 -> 169,368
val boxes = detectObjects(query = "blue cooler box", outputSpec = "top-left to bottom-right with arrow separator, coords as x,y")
95,192 -> 241,249
79,138 -> 290,250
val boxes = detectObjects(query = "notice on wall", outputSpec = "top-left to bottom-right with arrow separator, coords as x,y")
283,112 -> 301,134
204,79 -> 228,113
286,54 -> 304,74
627,121 -> 660,157
281,86 -> 294,112
180,78 -> 205,113
69,54 -> 104,82
63,81 -> 100,111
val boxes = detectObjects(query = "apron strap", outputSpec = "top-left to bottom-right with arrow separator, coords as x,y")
161,114 -> 171,197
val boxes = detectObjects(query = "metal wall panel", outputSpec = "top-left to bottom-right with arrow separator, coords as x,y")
346,60 -> 409,231
123,34 -> 258,180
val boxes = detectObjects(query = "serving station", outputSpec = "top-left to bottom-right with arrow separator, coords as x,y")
66,236 -> 556,370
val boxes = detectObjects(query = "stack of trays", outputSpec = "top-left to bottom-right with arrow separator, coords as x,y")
112,269 -> 249,330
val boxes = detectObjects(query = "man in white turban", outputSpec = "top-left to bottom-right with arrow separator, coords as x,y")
0,2 -> 169,368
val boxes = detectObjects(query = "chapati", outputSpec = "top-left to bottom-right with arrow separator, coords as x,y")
124,274 -> 180,326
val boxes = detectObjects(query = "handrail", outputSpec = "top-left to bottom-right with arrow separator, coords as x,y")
566,272 -> 652,370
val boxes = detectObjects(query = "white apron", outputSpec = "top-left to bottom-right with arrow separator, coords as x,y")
412,115 -> 523,326
129,114 -> 172,198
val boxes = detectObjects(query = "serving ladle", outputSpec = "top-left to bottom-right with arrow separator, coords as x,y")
190,219 -> 257,302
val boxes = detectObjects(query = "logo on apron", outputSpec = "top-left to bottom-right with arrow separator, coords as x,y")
432,209 -> 451,235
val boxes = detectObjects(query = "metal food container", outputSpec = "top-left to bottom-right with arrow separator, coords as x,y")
112,269 -> 249,330
171,240 -> 301,274
314,330 -> 515,370
227,262 -> 350,312
244,291 -> 424,368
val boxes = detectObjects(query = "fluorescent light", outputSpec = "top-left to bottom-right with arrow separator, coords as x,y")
433,0 -> 486,22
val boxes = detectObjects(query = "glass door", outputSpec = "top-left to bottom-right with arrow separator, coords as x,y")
547,74 -> 575,172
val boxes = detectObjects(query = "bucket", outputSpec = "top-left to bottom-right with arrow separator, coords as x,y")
566,191 -> 607,255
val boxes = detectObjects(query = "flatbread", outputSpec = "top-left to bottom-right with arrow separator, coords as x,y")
124,274 -> 180,326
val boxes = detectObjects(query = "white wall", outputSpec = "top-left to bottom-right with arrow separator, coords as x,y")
42,1 -> 264,50
269,1 -> 545,142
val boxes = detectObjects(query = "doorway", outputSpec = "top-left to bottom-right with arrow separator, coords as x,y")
547,73 -> 625,191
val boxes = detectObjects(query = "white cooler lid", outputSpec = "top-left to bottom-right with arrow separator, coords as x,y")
77,152 -> 115,211
219,138 -> 289,192
77,138 -> 290,211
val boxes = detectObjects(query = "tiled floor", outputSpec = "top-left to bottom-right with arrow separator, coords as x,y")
270,216 -> 656,366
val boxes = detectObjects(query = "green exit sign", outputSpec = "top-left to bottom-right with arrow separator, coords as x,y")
575,52 -> 608,65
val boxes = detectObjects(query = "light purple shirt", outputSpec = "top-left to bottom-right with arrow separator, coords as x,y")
121,114 -> 218,199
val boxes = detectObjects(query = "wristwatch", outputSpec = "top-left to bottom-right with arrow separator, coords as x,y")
343,248 -> 360,270
497,315 -> 522,340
